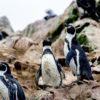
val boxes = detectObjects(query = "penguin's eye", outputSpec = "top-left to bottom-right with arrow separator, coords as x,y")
0,65 -> 6,71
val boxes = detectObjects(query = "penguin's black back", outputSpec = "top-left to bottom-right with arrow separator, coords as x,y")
72,37 -> 93,80
0,74 -> 26,100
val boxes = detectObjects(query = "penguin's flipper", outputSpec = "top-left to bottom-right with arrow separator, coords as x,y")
6,75 -> 26,100
66,49 -> 76,67
35,65 -> 42,86
57,63 -> 65,79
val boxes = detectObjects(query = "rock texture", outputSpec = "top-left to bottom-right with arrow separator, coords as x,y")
30,81 -> 100,100
0,16 -> 14,36
0,0 -> 100,100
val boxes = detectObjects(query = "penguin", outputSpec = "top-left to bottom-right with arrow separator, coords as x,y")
64,23 -> 94,82
35,37 -> 65,88
0,62 -> 26,100
76,0 -> 100,21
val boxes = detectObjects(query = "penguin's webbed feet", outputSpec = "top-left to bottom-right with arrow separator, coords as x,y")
73,75 -> 83,84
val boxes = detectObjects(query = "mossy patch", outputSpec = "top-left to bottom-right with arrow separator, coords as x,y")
65,7 -> 79,24
77,33 -> 93,52
52,24 -> 64,42
77,33 -> 89,45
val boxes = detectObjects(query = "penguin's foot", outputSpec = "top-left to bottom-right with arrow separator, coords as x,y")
55,85 -> 61,89
72,71 -> 75,76
73,80 -> 81,83
72,80 -> 83,85
37,84 -> 53,90
72,75 -> 83,84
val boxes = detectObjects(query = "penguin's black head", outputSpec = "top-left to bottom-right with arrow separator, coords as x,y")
65,23 -> 75,35
0,62 -> 11,75
43,37 -> 52,47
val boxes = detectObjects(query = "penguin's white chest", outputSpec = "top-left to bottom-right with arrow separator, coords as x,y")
0,79 -> 9,100
64,42 -> 77,75
64,42 -> 69,56
42,54 -> 61,87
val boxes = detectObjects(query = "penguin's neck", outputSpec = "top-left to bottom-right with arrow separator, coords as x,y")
43,46 -> 52,51
66,32 -> 75,47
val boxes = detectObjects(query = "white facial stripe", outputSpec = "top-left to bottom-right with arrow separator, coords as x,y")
75,49 -> 80,75
43,46 -> 51,51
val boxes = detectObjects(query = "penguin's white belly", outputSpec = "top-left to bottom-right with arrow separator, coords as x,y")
42,54 -> 61,87
64,42 -> 77,75
0,79 -> 9,100
70,59 -> 77,75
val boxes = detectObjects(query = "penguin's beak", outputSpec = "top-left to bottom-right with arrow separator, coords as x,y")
64,23 -> 70,27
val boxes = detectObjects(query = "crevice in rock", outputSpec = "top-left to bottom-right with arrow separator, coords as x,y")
51,24 -> 64,42
75,22 -> 90,33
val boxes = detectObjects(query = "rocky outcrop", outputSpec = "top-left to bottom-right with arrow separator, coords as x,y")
0,16 -> 14,37
22,16 -> 64,44
1,36 -> 34,51
30,81 -> 100,100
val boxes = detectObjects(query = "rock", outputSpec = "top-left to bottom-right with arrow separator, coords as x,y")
0,1 -> 100,99
0,93 -> 2,100
74,18 -> 100,55
52,29 -> 65,56
14,37 -> 33,50
0,16 -> 14,37
65,1 -> 79,24
30,90 -> 54,100
75,22 -> 90,33
92,66 -> 100,73
24,44 -> 41,64
21,1 -> 79,45
22,16 -> 63,44
30,81 -> 100,100
3,36 -> 34,51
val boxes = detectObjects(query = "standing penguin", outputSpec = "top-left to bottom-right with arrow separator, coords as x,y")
76,0 -> 100,21
35,37 -> 65,88
64,24 -> 94,82
0,62 -> 26,100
